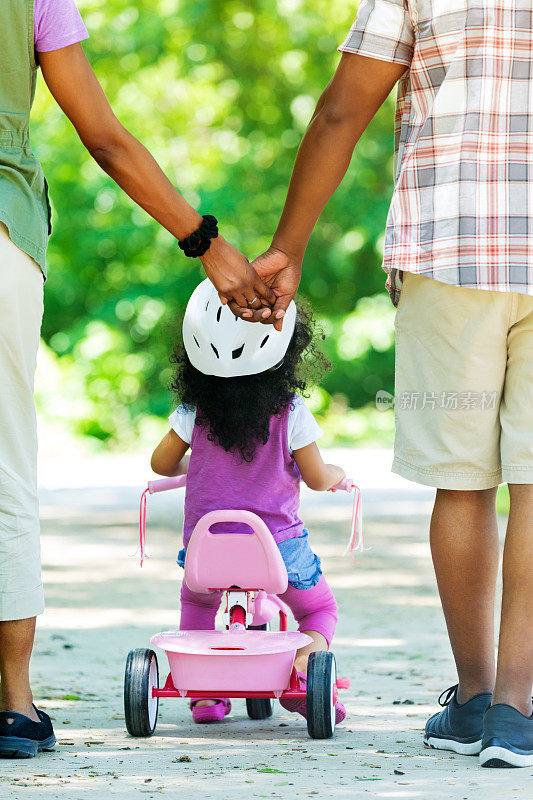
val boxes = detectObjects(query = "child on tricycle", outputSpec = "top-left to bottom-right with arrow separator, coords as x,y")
126,280 -> 358,738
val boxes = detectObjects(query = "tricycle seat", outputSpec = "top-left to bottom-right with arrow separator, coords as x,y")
184,509 -> 289,595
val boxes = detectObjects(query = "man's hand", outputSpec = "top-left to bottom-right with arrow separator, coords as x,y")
200,236 -> 276,309
228,246 -> 302,331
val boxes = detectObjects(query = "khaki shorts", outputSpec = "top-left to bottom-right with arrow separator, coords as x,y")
0,222 -> 44,620
393,273 -> 533,490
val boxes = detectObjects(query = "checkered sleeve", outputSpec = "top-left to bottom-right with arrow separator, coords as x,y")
339,0 -> 414,66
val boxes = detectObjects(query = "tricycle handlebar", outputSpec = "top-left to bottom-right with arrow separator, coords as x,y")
141,474 -> 363,564
147,475 -> 355,494
147,475 -> 187,494
330,477 -> 354,493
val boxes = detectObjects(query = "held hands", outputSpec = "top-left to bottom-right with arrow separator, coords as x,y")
200,238 -> 302,331
200,235 -> 276,311
227,246 -> 303,332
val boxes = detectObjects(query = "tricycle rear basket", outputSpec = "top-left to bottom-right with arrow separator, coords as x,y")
151,629 -> 311,694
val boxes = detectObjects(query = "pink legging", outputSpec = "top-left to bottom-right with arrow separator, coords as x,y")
180,575 -> 338,646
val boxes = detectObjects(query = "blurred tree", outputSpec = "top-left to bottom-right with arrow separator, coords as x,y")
32,0 -> 397,443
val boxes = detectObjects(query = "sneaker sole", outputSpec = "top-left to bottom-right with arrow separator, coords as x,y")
424,736 -> 481,756
480,745 -> 533,769
0,734 -> 56,759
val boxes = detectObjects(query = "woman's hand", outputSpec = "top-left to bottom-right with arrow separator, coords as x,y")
200,236 -> 276,310
227,246 -> 302,331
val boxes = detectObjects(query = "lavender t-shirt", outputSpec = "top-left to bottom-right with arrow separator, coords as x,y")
34,0 -> 88,52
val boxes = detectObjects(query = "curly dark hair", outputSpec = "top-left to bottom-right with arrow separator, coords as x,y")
169,300 -> 330,462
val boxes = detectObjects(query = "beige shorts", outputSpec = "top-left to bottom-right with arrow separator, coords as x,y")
393,273 -> 533,490
0,222 -> 44,620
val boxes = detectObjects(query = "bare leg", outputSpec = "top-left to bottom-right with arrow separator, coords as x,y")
0,617 -> 40,721
430,488 -> 499,703
492,484 -> 533,716
294,631 -> 328,675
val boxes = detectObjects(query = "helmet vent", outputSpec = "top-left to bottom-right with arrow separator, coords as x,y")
216,306 -> 222,322
210,343 -> 219,358
205,300 -> 210,311
193,336 -> 200,348
260,335 -> 270,348
232,344 -> 244,359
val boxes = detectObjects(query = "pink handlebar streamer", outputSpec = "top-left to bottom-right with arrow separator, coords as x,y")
344,482 -> 364,558
139,476 -> 187,565
329,478 -> 364,558
139,488 -> 150,567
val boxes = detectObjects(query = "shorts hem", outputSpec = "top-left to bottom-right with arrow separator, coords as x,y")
287,567 -> 323,591
501,467 -> 533,484
0,584 -> 44,621
392,457 -> 502,490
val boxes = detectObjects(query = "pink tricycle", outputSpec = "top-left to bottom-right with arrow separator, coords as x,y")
124,475 -> 361,739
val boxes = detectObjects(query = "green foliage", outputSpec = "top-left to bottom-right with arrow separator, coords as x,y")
32,0 -> 396,444
496,484 -> 510,515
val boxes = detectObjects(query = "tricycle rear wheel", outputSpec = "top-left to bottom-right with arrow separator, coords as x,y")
246,696 -> 274,719
306,651 -> 336,739
245,624 -> 274,720
124,648 -> 159,737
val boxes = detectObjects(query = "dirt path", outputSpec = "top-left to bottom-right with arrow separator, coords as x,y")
3,450 -> 530,799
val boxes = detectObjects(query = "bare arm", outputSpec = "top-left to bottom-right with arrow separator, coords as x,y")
233,53 -> 407,326
293,442 -> 345,492
151,429 -> 189,476
271,53 -> 407,259
38,44 -> 275,309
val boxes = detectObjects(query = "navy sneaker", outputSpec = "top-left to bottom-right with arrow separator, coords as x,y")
0,706 -> 56,758
424,685 -> 492,755
480,703 -> 533,768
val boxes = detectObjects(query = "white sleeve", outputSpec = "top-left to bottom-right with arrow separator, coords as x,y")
287,395 -> 323,453
168,404 -> 196,444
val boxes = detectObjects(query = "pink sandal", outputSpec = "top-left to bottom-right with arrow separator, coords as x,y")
190,698 -> 232,724
280,671 -> 346,724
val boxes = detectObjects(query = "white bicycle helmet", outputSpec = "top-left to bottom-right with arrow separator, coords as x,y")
183,279 -> 297,378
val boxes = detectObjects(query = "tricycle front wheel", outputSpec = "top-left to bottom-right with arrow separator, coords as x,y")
124,648 -> 159,737
306,651 -> 336,739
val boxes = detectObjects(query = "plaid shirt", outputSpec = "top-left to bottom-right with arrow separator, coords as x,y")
339,0 -> 533,305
